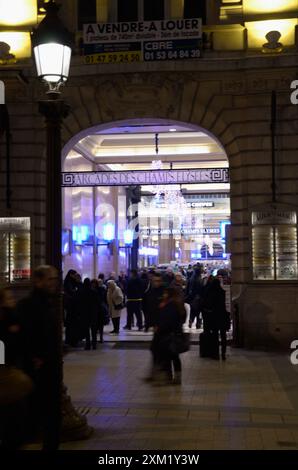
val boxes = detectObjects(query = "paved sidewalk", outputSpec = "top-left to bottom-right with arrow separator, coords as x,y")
59,343 -> 298,450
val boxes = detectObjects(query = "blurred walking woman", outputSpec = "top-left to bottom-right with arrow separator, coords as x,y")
107,280 -> 124,334
154,287 -> 187,385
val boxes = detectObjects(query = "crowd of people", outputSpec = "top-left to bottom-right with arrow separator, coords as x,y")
63,264 -> 230,380
0,262 -> 230,449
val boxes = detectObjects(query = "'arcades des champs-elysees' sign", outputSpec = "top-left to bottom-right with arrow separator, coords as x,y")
62,168 -> 229,187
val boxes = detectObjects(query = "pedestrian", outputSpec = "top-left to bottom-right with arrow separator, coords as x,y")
18,265 -> 63,450
124,269 -> 144,331
77,278 -> 100,350
0,287 -> 33,449
153,287 -> 187,385
63,269 -> 79,346
107,280 -> 124,334
205,278 -> 228,360
91,278 -> 106,343
187,266 -> 203,329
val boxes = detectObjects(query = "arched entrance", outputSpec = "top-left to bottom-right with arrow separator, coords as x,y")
62,117 -> 230,285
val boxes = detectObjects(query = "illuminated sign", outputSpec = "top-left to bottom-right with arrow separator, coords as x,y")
139,247 -> 159,256
62,169 -> 229,187
83,19 -> 202,64
220,220 -> 231,239
0,217 -> 30,231
124,229 -> 134,245
141,228 -> 221,236
103,223 -> 115,242
150,201 -> 215,209
252,211 -> 297,225
72,225 -> 89,244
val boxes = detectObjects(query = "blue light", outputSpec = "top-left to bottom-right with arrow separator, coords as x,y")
81,225 -> 89,241
72,225 -> 89,244
124,229 -> 134,245
103,223 -> 115,242
191,252 -> 202,259
72,226 -> 78,242
220,220 -> 231,240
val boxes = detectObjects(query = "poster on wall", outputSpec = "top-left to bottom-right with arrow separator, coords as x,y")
83,18 -> 202,64
0,217 -> 31,283
251,207 -> 298,281
275,226 -> 298,280
252,226 -> 274,280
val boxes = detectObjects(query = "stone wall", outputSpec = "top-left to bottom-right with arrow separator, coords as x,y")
1,53 -> 298,349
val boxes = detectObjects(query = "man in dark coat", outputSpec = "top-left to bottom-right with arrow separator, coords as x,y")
18,265 -> 63,450
124,269 -> 144,330
142,272 -> 165,331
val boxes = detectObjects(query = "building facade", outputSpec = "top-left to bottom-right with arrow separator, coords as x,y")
1,0 -> 298,350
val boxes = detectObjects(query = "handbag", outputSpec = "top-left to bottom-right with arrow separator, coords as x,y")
114,302 -> 124,311
0,366 -> 33,406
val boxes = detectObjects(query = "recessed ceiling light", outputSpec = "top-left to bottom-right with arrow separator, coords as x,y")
169,128 -> 177,132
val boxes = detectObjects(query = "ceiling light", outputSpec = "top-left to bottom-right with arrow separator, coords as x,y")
169,128 -> 177,132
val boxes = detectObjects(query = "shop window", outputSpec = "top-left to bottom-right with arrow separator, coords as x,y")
0,217 -> 31,284
117,0 -> 138,22
78,0 -> 97,30
184,0 -> 206,25
144,0 -> 164,21
251,205 -> 298,281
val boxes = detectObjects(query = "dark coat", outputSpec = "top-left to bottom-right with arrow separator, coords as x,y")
126,277 -> 144,300
202,285 -> 226,330
156,301 -> 186,335
142,285 -> 164,327
18,289 -> 63,377
74,286 -> 101,329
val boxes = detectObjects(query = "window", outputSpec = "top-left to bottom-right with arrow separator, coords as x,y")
117,0 -> 138,22
144,0 -> 164,21
184,0 -> 206,25
251,208 -> 298,281
78,0 -> 97,30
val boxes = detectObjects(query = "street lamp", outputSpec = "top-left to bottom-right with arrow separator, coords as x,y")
32,0 -> 72,96
31,3 -> 93,442
31,0 -> 72,270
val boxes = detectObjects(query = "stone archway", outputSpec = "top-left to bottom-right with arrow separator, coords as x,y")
61,69 -> 298,350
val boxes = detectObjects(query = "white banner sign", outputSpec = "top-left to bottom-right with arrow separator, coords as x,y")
62,169 -> 229,187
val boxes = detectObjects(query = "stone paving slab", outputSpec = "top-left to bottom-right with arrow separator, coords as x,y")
59,345 -> 298,450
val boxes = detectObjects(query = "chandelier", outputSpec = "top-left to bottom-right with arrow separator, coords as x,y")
150,134 -> 188,222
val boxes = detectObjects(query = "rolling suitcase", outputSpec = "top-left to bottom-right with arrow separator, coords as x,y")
199,332 -> 219,359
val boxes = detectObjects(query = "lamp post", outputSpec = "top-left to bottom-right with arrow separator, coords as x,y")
31,1 -> 93,443
31,0 -> 72,271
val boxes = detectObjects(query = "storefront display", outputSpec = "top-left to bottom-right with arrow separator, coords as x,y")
251,205 -> 298,281
275,226 -> 298,280
252,226 -> 274,280
0,217 -> 31,283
